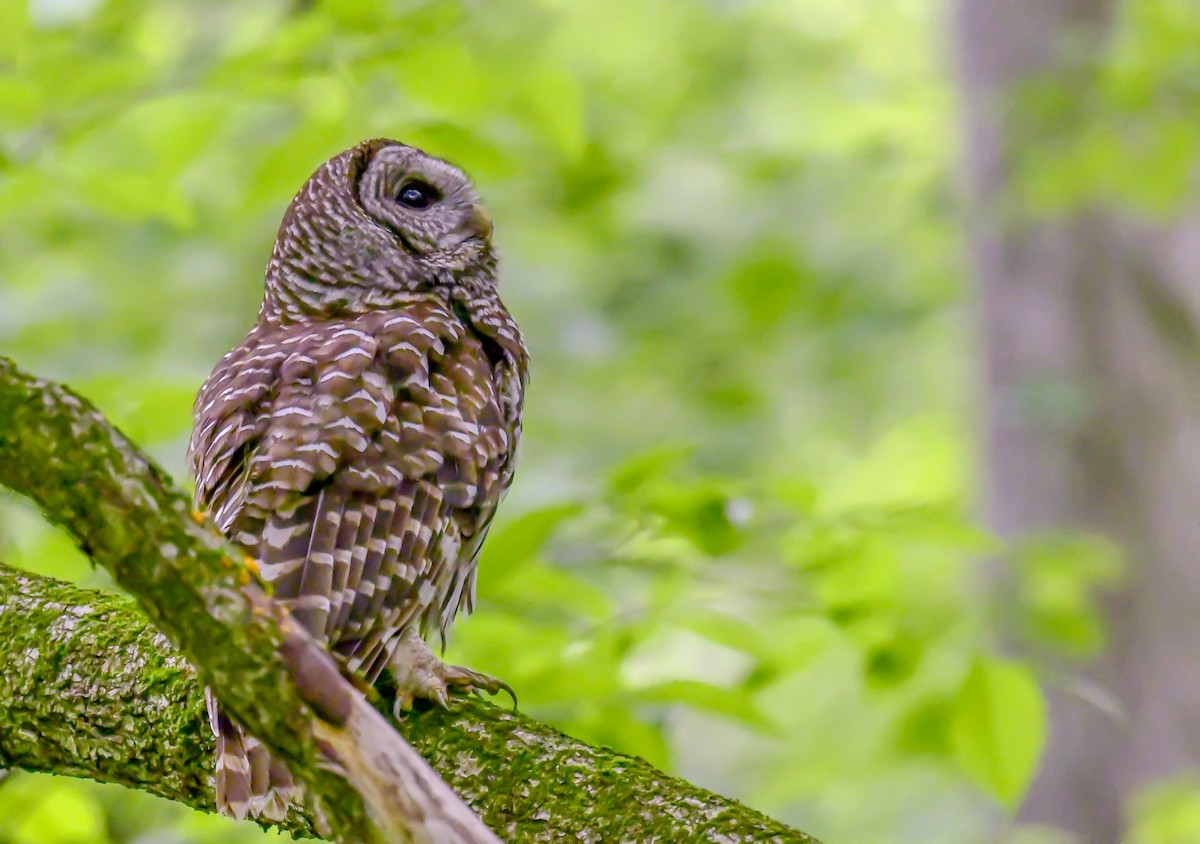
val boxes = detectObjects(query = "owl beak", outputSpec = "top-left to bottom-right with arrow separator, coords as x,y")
465,204 -> 494,242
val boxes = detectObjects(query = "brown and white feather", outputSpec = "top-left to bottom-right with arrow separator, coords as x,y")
188,139 -> 526,821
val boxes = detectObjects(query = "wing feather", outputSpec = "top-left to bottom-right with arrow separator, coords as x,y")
325,491 -> 364,640
189,297 -> 525,673
291,486 -> 340,636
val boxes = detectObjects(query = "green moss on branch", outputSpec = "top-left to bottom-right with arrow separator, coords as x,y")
0,355 -> 818,843
0,564 -> 815,842
0,356 -> 373,840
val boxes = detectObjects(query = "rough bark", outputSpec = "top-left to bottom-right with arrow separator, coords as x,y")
956,2 -> 1200,841
0,355 -> 817,843
0,562 -> 813,843
0,356 -> 498,844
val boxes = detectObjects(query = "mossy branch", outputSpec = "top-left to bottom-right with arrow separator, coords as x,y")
0,356 -> 817,843
0,563 -> 814,842
0,356 -> 497,844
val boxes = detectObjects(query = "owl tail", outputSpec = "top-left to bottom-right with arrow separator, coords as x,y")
206,688 -> 298,822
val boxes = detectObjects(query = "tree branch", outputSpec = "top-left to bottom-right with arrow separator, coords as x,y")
0,356 -> 818,842
0,562 -> 815,842
0,356 -> 496,843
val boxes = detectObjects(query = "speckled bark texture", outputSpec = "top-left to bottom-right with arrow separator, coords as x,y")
402,700 -> 817,843
0,564 -> 213,807
0,564 -> 815,843
0,357 -> 818,843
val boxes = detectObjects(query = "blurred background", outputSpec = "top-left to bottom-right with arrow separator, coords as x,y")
2,0 -> 1199,842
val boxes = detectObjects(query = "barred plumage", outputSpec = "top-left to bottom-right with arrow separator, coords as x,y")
189,140 -> 526,821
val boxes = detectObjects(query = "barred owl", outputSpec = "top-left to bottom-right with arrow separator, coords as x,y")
188,139 -> 527,820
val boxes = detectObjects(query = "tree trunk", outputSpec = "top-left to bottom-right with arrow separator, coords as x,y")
956,2 -> 1200,841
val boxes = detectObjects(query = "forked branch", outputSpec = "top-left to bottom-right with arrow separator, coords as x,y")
0,356 -> 816,843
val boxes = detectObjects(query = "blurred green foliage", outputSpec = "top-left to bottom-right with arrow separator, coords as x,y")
0,773 -> 284,844
3,0 -> 1181,842
1126,776 -> 1200,844
1014,0 -> 1200,216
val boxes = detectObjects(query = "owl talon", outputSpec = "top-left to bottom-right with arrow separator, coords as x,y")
388,628 -> 514,718
493,682 -> 518,710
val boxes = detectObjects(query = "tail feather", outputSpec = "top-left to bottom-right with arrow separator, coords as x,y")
207,688 -> 298,822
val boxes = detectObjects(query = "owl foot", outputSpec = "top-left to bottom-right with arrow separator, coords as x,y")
388,627 -> 515,717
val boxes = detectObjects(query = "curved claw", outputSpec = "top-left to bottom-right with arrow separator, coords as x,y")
440,666 -> 517,710
387,628 -> 517,717
485,679 -> 517,710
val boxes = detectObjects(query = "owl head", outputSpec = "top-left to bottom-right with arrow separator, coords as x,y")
262,139 -> 497,320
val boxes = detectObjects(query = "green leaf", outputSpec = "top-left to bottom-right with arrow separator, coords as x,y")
676,610 -> 776,664
605,445 -> 693,497
13,784 -> 107,844
1126,775 -> 1200,844
521,61 -> 587,160
478,502 -> 583,580
950,657 -> 1047,806
633,679 -> 773,730
0,0 -> 29,69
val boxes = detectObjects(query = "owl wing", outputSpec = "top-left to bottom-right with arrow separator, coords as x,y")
189,298 -> 525,682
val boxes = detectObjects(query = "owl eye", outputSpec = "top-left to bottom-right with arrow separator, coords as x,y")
397,180 -> 440,210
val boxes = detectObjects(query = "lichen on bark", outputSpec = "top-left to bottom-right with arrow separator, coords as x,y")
0,355 -> 819,843
0,563 -> 815,842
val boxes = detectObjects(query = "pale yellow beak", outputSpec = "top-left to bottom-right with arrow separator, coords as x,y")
465,204 -> 494,241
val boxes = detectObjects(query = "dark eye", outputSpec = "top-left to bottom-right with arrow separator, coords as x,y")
397,180 -> 439,210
